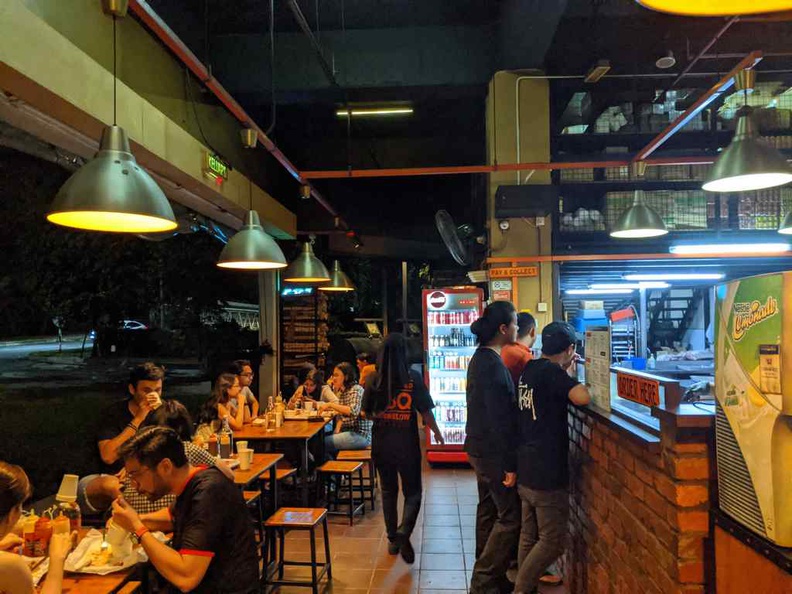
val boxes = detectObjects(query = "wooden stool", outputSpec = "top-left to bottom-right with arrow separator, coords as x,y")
263,507 -> 331,594
242,490 -> 264,561
337,450 -> 376,511
316,460 -> 366,525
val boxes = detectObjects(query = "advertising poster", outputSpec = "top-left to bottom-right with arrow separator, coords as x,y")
585,326 -> 611,412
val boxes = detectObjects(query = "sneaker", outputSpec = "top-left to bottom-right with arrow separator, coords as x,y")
387,538 -> 400,555
539,572 -> 563,586
399,538 -> 415,564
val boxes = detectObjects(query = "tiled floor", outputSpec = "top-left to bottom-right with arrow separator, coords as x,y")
268,466 -> 569,593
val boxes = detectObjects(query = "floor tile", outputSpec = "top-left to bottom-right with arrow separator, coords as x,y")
424,504 -> 459,514
424,515 -> 461,527
421,525 -> 461,539
370,567 -> 420,591
421,539 -> 464,554
419,570 -> 469,590
462,539 -> 476,554
458,505 -> 477,516
421,553 -> 466,570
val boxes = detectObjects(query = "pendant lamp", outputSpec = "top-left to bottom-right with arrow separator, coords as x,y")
318,260 -> 355,292
703,70 -> 792,193
283,241 -> 330,283
636,0 -> 791,16
217,181 -> 287,269
47,7 -> 176,233
610,190 -> 668,239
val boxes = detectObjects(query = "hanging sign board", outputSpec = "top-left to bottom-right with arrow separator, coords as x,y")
491,280 -> 513,291
490,266 -> 538,278
492,290 -> 512,302
203,152 -> 230,185
616,373 -> 660,407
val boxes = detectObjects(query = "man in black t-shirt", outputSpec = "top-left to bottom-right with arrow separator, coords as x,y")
112,427 -> 259,594
77,363 -> 165,515
514,322 -> 590,594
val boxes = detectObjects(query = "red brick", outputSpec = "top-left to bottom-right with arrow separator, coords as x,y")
617,448 -> 636,472
667,440 -> 708,455
645,510 -> 676,547
677,561 -> 705,584
675,586 -> 705,594
654,473 -> 678,502
592,431 -> 604,449
604,437 -> 618,458
625,471 -> 645,500
644,487 -> 669,520
669,455 -> 710,480
668,509 -> 709,533
675,484 -> 709,507
590,443 -> 606,465
635,460 -> 655,485
676,535 -> 705,561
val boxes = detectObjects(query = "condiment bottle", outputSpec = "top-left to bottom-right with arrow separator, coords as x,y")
208,434 -> 219,456
55,474 -> 82,532
33,517 -> 52,557
52,514 -> 70,536
22,515 -> 38,556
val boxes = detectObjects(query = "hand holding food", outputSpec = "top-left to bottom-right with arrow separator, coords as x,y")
49,531 -> 75,561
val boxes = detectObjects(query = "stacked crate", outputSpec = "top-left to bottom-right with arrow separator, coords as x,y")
281,292 -> 329,384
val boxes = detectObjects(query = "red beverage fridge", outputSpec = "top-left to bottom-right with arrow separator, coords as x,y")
422,288 -> 483,464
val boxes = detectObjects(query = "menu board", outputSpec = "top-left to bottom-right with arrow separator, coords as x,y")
584,326 -> 611,412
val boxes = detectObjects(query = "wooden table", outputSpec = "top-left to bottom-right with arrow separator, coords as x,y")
233,452 -> 283,489
235,420 -> 331,505
60,530 -> 139,594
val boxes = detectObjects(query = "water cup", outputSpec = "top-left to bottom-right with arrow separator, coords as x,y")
56,474 -> 79,503
238,448 -> 253,470
236,441 -> 248,454
106,520 -> 133,560
304,400 -> 314,413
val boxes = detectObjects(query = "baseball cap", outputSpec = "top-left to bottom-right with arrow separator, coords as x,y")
541,321 -> 577,355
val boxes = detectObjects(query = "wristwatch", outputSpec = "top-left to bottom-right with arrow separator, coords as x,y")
132,525 -> 150,544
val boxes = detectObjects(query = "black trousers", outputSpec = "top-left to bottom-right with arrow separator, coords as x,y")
375,449 -> 423,542
468,454 -> 521,594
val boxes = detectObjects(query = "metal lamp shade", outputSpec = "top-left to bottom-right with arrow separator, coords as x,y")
319,260 -> 355,291
779,210 -> 792,235
283,242 -> 330,283
47,126 -> 177,233
217,210 -> 287,269
636,0 -> 792,16
703,114 -> 792,193
610,191 -> 668,239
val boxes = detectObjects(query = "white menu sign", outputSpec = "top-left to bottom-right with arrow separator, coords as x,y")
584,326 -> 611,412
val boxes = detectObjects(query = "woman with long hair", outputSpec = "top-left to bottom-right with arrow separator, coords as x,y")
196,373 -> 246,441
287,369 -> 338,409
0,462 -> 73,594
318,362 -> 371,457
465,301 -> 521,594
362,333 -> 443,564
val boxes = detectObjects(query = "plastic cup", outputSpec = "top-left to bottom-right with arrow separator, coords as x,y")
105,520 -> 129,548
56,474 -> 79,503
304,400 -> 314,412
236,441 -> 248,454
238,448 -> 252,470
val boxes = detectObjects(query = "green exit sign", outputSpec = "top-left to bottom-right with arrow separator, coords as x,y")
204,152 -> 229,182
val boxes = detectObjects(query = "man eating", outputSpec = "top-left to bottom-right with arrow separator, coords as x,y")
111,427 -> 259,594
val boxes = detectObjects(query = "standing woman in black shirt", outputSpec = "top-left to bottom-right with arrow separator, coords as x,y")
465,300 -> 521,594
362,333 -> 444,564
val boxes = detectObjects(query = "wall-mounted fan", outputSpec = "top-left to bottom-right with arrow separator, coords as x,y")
435,209 -> 486,267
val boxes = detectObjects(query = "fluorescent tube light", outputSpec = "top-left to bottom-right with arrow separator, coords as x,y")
624,273 -> 725,281
590,282 -> 670,290
565,288 -> 635,295
670,243 -> 790,255
336,107 -> 414,118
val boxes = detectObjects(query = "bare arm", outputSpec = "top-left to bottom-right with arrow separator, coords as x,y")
139,531 -> 211,592
568,384 -> 591,406
139,506 -> 174,533
421,410 -> 445,445
39,531 -> 74,594
98,402 -> 153,465
250,397 -> 259,418
0,555 -> 35,594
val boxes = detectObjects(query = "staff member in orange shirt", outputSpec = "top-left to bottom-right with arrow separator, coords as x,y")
501,312 -> 536,385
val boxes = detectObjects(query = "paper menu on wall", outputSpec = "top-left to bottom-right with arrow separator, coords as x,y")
584,327 -> 611,412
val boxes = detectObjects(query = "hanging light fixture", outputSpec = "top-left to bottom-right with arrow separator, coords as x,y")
283,239 -> 330,283
636,0 -> 792,16
47,2 -> 176,233
319,260 -> 355,292
216,181 -> 287,270
611,162 -> 668,239
704,69 -> 792,193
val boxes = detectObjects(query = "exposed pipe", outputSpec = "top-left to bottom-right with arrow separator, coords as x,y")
671,17 -> 739,88
301,156 -> 721,180
286,0 -> 340,89
127,0 -> 347,229
633,51 -> 763,163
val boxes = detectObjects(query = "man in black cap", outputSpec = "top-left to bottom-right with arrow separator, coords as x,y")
513,322 -> 591,594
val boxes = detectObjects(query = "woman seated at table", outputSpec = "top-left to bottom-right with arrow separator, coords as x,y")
318,362 -> 372,458
287,369 -> 338,409
0,461 -> 73,594
195,373 -> 246,441
81,400 -> 234,514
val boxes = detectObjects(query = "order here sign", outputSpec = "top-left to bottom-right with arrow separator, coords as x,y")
616,373 -> 660,407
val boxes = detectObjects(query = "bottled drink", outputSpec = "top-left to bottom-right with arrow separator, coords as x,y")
56,500 -> 81,533
219,417 -> 233,458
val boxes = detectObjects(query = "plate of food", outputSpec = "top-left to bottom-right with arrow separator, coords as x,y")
65,529 -> 144,575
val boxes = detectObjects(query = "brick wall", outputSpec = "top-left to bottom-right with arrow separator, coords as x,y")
564,406 -> 715,594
